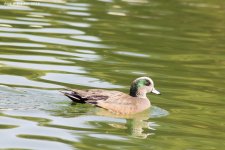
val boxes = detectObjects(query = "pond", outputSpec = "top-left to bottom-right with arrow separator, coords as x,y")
0,0 -> 224,149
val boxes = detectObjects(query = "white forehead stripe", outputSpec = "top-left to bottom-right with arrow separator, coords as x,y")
135,76 -> 154,86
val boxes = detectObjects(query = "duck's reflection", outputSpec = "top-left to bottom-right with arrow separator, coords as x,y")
51,103 -> 159,139
95,108 -> 157,138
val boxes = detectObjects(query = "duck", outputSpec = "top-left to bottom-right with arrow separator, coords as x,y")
61,77 -> 160,114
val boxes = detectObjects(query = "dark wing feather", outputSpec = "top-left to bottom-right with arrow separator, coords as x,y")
60,90 -> 86,103
60,89 -> 109,104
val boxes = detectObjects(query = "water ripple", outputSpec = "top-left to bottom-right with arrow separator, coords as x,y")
0,55 -> 70,63
0,42 -> 45,47
0,75 -> 63,88
38,2 -> 89,11
41,73 -> 123,88
0,27 -> 85,34
0,33 -> 109,48
0,18 -> 50,26
1,61 -> 86,74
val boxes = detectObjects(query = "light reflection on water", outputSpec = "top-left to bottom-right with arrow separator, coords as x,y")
41,73 -> 123,88
0,0 -> 224,149
0,32 -> 108,48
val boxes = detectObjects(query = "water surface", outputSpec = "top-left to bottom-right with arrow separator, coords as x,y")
0,0 -> 225,150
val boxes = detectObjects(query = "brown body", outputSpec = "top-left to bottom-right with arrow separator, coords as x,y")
62,89 -> 151,114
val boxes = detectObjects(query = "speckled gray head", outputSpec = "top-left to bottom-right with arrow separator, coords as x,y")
129,76 -> 160,98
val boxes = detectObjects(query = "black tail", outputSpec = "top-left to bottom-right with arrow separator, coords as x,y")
60,90 -> 86,103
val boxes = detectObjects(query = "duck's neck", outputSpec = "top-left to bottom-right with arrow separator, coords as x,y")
129,84 -> 147,98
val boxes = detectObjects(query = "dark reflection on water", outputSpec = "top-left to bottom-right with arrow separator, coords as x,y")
0,0 -> 225,149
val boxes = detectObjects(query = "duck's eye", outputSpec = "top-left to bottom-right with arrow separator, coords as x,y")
145,80 -> 151,86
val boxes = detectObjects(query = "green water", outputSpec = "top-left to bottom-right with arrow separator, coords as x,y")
0,0 -> 225,149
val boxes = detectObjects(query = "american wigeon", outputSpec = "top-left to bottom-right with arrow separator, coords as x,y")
61,77 -> 160,114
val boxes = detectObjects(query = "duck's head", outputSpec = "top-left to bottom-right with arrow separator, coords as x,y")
129,77 -> 160,98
